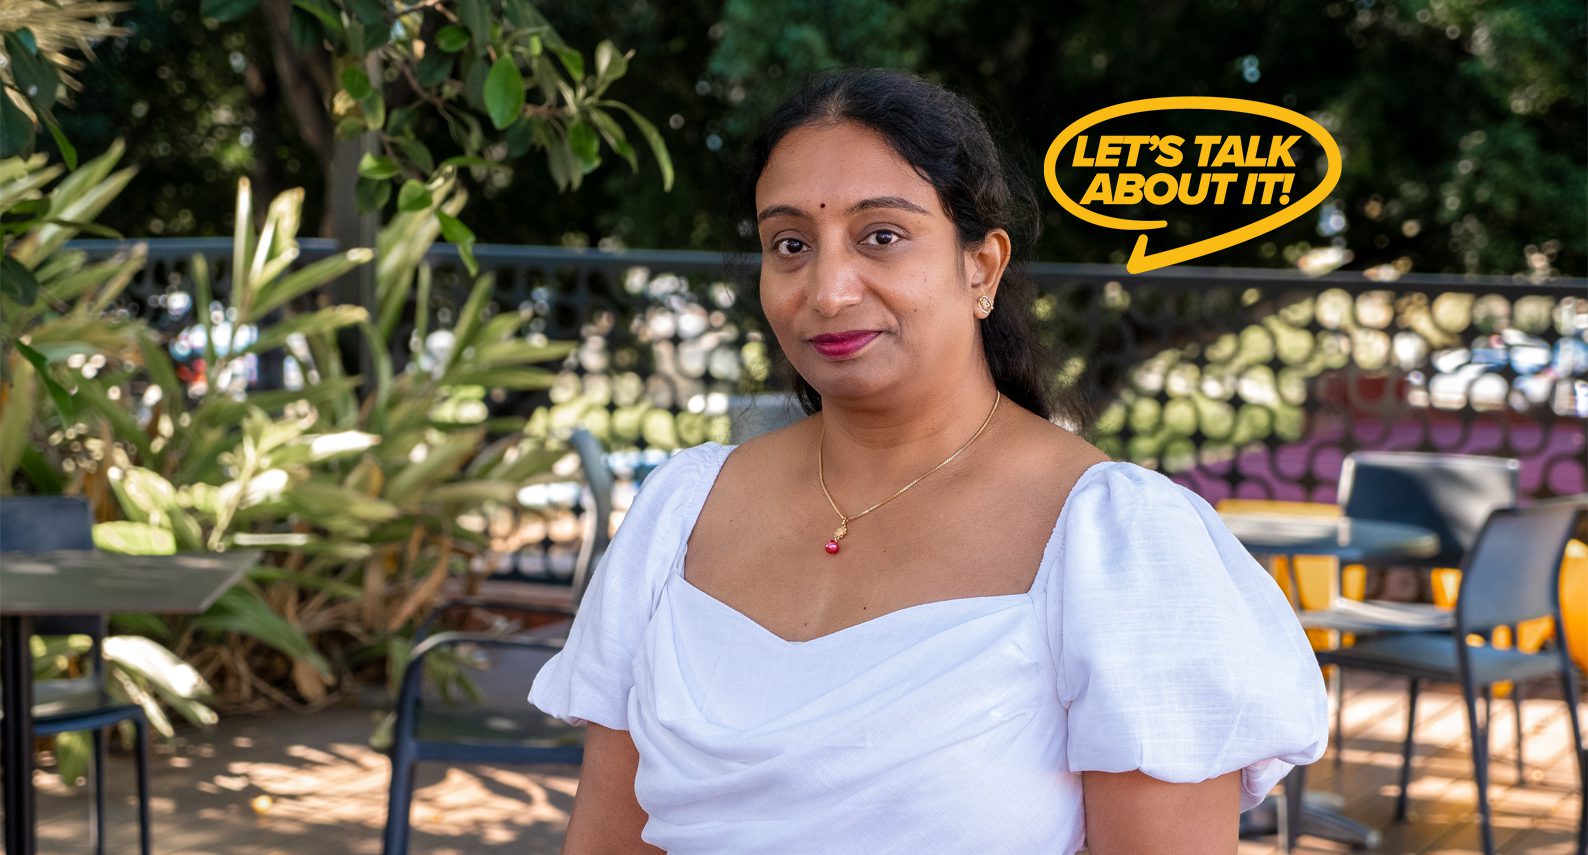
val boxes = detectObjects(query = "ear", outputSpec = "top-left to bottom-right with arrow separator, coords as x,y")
964,228 -> 1012,303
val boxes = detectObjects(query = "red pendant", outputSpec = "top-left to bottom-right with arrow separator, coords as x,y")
824,539 -> 840,555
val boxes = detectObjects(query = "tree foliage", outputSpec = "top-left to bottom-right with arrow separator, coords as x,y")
47,0 -> 1588,275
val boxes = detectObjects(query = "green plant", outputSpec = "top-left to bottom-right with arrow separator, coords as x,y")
198,0 -> 672,237
0,0 -> 128,168
46,170 -> 576,710
2,144 -> 224,785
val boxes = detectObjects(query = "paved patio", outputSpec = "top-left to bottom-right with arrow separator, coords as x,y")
31,672 -> 1586,854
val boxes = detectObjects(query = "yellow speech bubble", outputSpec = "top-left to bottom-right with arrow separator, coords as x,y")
1043,97 -> 1342,274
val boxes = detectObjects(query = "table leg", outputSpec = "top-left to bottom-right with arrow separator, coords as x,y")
2,614 -> 36,855
1284,756 -> 1383,850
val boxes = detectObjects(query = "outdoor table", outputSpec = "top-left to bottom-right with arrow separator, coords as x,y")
1,549 -> 259,855
1219,510 -> 1440,852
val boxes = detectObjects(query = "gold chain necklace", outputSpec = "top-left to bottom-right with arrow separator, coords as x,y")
817,390 -> 1001,555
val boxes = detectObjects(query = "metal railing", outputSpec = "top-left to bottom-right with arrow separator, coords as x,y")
73,239 -> 1588,579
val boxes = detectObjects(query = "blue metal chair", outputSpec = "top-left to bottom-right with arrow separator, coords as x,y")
0,496 -> 151,855
1309,452 -> 1522,765
1315,501 -> 1587,855
379,600 -> 584,854
380,429 -> 615,854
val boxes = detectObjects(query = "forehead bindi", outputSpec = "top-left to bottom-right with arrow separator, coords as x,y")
756,123 -> 941,223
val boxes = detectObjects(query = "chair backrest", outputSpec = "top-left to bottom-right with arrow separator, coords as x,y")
1456,502 -> 1583,633
0,496 -> 105,641
1338,451 -> 1520,568
568,428 -> 614,610
727,393 -> 804,443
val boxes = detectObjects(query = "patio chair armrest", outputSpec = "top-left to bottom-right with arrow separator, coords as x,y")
413,596 -> 578,644
393,631 -> 565,723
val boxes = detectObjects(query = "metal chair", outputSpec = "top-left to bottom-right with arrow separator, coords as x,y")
727,392 -> 804,444
1308,452 -> 1521,763
0,496 -> 151,855
1308,451 -> 1521,633
379,599 -> 584,855
380,429 -> 617,854
567,427 -> 615,611
1315,501 -> 1587,855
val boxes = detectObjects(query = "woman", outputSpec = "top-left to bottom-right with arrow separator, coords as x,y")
530,68 -> 1328,854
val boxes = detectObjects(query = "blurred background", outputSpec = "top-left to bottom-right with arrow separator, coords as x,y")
2,2 -> 1584,853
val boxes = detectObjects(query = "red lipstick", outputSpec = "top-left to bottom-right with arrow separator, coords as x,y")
809,330 -> 880,358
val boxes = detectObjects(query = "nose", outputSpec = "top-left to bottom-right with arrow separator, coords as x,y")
810,247 -> 864,318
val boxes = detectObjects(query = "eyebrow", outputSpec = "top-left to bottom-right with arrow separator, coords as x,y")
756,196 -> 933,224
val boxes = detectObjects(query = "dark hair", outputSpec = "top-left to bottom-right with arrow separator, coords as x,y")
733,67 -> 1093,433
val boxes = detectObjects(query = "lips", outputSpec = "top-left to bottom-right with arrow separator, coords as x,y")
809,330 -> 880,358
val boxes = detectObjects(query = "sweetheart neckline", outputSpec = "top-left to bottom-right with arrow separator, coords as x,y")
669,572 -> 1037,646
669,448 -> 1120,646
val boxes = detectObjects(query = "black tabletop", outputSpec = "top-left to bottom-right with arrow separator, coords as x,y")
0,549 -> 260,616
1218,513 -> 1440,562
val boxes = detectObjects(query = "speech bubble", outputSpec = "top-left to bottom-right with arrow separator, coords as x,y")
1043,97 -> 1342,274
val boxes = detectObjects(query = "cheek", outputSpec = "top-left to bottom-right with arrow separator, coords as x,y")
759,277 -> 800,321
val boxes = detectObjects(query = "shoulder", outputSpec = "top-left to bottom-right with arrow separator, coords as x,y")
1063,458 -> 1215,525
635,441 -> 734,503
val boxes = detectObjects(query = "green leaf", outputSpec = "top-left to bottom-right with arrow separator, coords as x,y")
355,175 -> 391,213
346,0 -> 385,27
41,218 -> 120,239
416,48 -> 453,85
438,155 -> 510,172
289,7 -> 321,54
442,275 -> 493,372
549,45 -> 584,81
242,305 -> 369,356
455,0 -> 490,54
504,117 -> 535,158
483,57 -> 525,131
109,613 -> 171,641
588,108 -> 637,171
18,447 -> 64,494
445,367 -> 558,390
3,31 -> 60,113
102,636 -> 215,717
434,212 -> 476,276
290,0 -> 344,41
2,254 -> 40,305
394,137 -> 434,174
42,119 -> 75,171
567,121 -> 600,172
593,40 -> 628,87
360,89 -> 386,131
201,0 -> 259,21
93,522 -> 177,556
396,179 -> 430,212
599,100 -> 673,191
249,247 -> 374,320
192,586 -> 333,677
15,341 -> 75,422
435,26 -> 469,53
0,94 -> 35,159
358,153 -> 400,180
340,67 -> 373,100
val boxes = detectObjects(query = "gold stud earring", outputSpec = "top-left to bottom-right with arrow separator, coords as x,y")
976,295 -> 994,316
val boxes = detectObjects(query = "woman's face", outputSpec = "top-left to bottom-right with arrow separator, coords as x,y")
754,121 -> 1008,405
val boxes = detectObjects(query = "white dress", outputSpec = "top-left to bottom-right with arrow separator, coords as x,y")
529,441 -> 1329,854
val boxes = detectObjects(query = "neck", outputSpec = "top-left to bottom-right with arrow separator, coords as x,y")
815,368 -> 1006,506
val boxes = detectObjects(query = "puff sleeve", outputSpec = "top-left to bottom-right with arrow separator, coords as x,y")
527,443 -> 714,730
1050,463 -> 1329,811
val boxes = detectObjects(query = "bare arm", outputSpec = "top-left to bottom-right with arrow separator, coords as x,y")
562,723 -> 664,855
1081,770 -> 1241,854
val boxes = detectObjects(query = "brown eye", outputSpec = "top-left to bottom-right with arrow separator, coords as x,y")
774,237 -> 807,256
866,229 -> 902,247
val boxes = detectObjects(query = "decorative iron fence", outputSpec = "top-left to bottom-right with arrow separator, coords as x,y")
73,239 -> 1588,579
